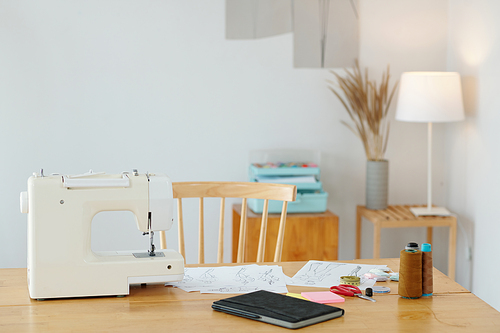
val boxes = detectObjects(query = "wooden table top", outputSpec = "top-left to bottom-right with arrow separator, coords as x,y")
1,259 -> 498,332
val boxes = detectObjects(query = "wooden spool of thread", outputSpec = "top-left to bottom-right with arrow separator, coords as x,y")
398,249 -> 422,299
421,243 -> 433,296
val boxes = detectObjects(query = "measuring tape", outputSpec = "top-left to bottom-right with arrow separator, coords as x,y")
340,276 -> 360,286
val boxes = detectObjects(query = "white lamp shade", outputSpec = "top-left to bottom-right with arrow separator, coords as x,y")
395,72 -> 465,123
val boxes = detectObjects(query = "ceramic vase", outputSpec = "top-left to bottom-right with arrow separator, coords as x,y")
366,160 -> 388,210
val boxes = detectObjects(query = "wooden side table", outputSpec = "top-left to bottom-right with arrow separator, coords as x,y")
232,204 -> 338,262
356,205 -> 457,280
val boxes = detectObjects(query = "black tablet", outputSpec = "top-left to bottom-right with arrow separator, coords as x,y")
212,290 -> 344,329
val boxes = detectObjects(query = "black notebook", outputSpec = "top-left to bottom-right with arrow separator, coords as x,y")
212,290 -> 344,329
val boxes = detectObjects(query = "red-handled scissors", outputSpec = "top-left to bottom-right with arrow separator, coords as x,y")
330,284 -> 376,302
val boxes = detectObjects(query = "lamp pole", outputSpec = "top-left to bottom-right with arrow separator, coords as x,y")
427,122 -> 432,211
411,121 -> 450,216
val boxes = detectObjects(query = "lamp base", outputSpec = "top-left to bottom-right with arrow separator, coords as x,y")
410,206 -> 451,217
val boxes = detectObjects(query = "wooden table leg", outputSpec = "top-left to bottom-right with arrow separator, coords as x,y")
356,206 -> 362,259
373,222 -> 381,259
426,227 -> 433,245
448,217 -> 457,281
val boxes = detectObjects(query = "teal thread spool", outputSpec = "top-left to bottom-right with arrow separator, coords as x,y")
421,243 -> 433,296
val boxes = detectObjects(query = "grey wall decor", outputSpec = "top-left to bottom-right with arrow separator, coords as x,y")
226,0 -> 359,68
226,0 -> 293,39
293,0 -> 359,68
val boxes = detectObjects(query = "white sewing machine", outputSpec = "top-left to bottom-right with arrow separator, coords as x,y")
20,169 -> 184,300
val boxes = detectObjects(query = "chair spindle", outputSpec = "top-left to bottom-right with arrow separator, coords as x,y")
237,198 -> 248,263
274,201 -> 288,262
217,198 -> 225,263
199,198 -> 204,264
177,199 -> 186,261
256,199 -> 269,263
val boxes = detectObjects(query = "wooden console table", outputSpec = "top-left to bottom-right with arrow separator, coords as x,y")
232,204 -> 338,262
356,205 -> 457,280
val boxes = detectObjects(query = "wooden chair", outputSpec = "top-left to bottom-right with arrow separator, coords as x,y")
159,182 -> 296,264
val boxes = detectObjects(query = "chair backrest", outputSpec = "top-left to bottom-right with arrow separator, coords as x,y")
159,181 -> 296,264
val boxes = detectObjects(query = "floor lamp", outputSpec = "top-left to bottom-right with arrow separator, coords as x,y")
395,72 -> 465,217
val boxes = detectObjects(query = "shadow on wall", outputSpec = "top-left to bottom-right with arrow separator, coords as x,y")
461,75 -> 478,117
456,215 -> 474,291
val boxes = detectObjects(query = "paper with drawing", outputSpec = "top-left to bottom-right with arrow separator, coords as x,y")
167,264 -> 288,294
287,260 -> 388,290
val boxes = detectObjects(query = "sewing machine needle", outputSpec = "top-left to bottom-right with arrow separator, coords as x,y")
149,230 -> 156,256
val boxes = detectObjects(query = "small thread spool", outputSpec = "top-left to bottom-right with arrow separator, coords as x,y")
398,243 -> 422,299
421,243 -> 433,296
372,286 -> 390,293
405,242 -> 419,251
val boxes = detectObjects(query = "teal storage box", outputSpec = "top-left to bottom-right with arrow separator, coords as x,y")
248,162 -> 328,213
248,191 -> 328,214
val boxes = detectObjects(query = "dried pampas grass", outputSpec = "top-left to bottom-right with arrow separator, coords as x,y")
327,60 -> 398,161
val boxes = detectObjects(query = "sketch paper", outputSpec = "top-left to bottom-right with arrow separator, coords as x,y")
167,265 -> 288,294
288,260 -> 387,290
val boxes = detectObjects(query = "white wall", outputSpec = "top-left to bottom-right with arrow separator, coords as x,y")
447,0 -> 500,311
2,0 -> 494,309
0,0 -> 349,266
